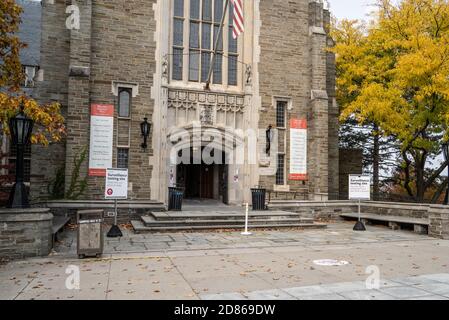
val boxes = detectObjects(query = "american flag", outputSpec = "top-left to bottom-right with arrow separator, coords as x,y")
230,0 -> 244,39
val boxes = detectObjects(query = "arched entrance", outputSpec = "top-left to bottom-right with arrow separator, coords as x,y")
167,124 -> 248,206
176,147 -> 229,204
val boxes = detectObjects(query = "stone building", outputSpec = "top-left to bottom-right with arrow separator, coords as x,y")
30,0 -> 339,206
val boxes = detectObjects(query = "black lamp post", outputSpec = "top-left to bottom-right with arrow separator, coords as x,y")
140,117 -> 151,150
266,125 -> 273,156
7,104 -> 34,208
443,143 -> 449,205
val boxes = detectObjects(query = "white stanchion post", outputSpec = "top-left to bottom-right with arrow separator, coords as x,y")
241,203 -> 252,236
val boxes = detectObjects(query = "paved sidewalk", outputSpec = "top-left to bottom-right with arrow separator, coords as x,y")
1,222 -> 449,300
202,274 -> 449,300
54,221 -> 434,256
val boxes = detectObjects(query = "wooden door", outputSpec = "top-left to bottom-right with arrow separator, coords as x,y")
200,165 -> 214,199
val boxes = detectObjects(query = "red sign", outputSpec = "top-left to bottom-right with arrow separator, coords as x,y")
289,173 -> 309,181
107,188 -> 113,196
91,104 -> 114,117
89,168 -> 107,176
290,119 -> 307,130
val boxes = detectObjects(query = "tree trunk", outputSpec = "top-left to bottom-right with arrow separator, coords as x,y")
415,156 -> 426,202
431,178 -> 448,204
373,125 -> 380,201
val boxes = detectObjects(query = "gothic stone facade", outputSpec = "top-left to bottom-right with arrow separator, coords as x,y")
31,0 -> 338,205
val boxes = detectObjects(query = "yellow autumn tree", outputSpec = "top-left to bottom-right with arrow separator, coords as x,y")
332,0 -> 449,202
0,0 -> 65,145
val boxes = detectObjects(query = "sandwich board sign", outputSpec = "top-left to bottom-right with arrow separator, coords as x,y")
349,175 -> 371,200
105,168 -> 128,200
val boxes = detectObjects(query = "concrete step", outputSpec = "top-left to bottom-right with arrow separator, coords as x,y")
150,211 -> 311,222
131,219 -> 327,233
141,216 -> 315,228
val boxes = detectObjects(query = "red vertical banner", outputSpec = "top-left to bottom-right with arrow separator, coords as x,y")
88,104 -> 114,177
289,119 -> 308,181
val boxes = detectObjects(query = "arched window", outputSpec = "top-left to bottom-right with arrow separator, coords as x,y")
118,89 -> 131,118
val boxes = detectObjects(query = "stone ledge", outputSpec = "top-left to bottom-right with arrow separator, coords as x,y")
0,208 -> 53,223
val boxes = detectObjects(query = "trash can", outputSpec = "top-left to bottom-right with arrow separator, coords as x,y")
77,209 -> 104,259
251,188 -> 267,211
168,187 -> 184,211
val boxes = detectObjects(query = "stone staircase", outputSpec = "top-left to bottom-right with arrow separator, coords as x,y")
131,210 -> 327,233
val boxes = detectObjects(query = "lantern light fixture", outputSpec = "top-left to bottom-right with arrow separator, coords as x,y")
7,103 -> 34,208
140,117 -> 152,150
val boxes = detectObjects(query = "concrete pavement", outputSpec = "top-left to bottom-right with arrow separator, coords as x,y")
1,222 -> 449,300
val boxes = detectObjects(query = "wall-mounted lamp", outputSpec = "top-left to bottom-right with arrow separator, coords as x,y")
266,125 -> 274,156
140,117 -> 151,150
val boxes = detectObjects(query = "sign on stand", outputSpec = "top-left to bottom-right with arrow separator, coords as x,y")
348,175 -> 371,231
105,168 -> 129,200
105,168 -> 128,237
349,175 -> 371,200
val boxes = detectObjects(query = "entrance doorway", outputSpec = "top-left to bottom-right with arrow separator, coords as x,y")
176,147 -> 228,204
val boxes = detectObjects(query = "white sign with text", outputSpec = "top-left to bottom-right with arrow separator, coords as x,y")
89,104 -> 114,177
105,168 -> 129,200
349,175 -> 371,200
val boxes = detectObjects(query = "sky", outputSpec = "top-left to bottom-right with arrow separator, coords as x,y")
328,0 -> 376,21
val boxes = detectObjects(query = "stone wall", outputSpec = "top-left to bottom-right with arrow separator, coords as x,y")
360,202 -> 429,219
339,149 -> 363,200
258,0 -> 336,198
33,0 -> 157,201
30,0 -> 70,202
0,208 -> 53,260
87,0 -> 156,199
258,0 -> 310,191
429,205 -> 449,239
269,200 -> 358,220
269,200 -> 449,239
42,199 -> 165,224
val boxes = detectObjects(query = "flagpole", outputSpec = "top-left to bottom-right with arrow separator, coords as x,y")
205,0 -> 229,90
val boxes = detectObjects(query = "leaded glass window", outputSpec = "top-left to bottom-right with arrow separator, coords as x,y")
172,0 -> 238,86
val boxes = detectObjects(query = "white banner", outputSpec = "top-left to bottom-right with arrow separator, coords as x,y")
349,175 -> 371,200
89,104 -> 114,176
289,119 -> 308,181
105,168 -> 129,200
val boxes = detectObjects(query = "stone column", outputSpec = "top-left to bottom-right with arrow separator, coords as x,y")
308,0 -> 329,200
241,0 -> 259,204
150,0 -> 170,204
65,0 -> 93,194
324,8 -> 339,200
